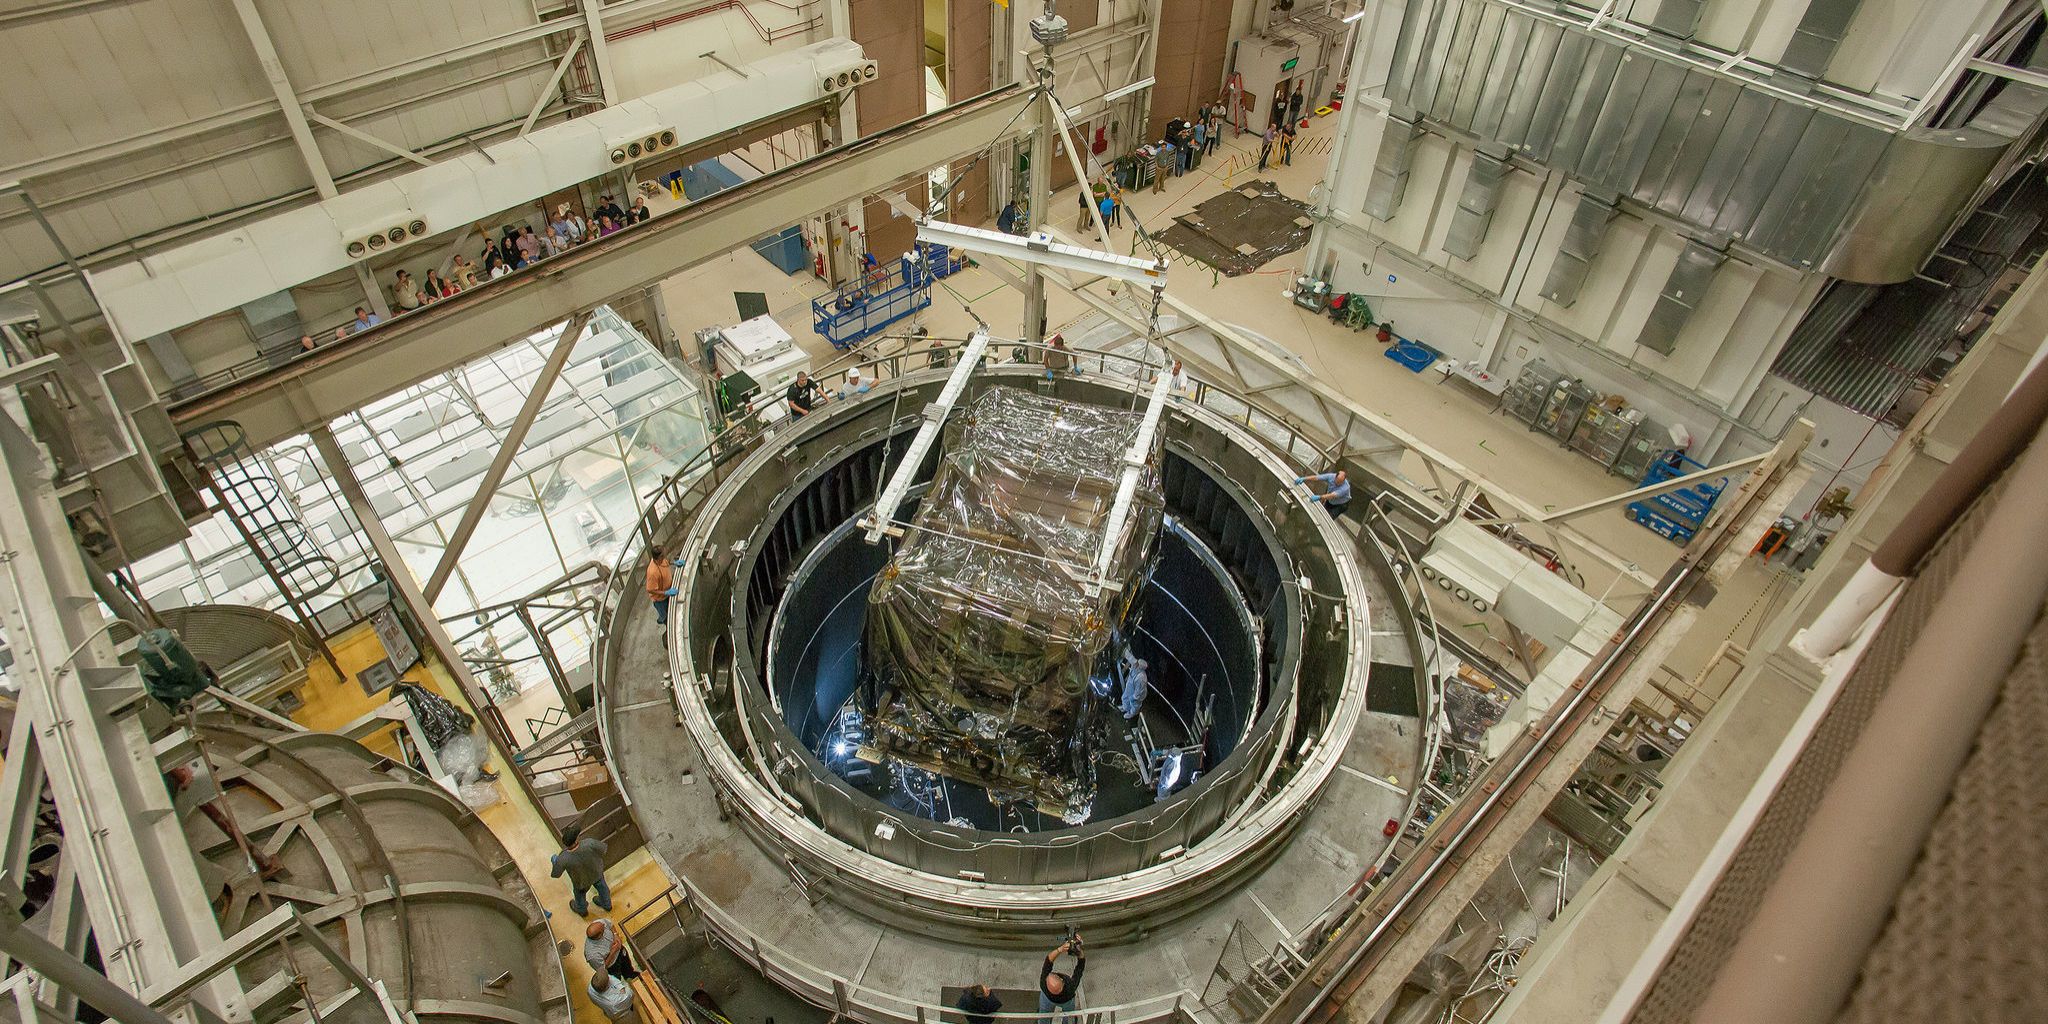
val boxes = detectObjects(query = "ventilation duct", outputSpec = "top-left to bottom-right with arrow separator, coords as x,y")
1445,144 -> 1512,260
1779,0 -> 1864,79
1540,188 -> 1618,307
1638,237 -> 1727,355
1364,108 -> 1420,221
1647,0 -> 1706,41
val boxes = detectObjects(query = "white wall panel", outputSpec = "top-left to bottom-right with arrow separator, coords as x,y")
1698,267 -> 1814,406
1445,160 -> 1540,295
1694,0 -> 1770,52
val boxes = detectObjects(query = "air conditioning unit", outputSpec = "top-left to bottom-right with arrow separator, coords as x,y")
821,59 -> 878,94
604,126 -> 681,166
341,215 -> 430,261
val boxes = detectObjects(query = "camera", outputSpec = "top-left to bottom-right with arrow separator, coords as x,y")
1064,925 -> 1084,956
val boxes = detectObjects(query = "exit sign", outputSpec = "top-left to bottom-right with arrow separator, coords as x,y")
1281,57 -> 1299,72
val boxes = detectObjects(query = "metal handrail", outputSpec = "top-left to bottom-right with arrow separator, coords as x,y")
618,879 -> 1201,1024
585,336 -> 1407,1024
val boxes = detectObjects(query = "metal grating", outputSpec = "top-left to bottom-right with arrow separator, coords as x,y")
1770,184 -> 2043,416
1629,473 -> 2006,1023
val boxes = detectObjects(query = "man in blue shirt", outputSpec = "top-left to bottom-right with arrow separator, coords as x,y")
350,307 -> 380,333
1295,470 -> 1351,518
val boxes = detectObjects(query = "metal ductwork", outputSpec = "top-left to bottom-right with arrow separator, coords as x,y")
1647,0 -> 1706,40
1444,144 -> 1512,260
1638,237 -> 1727,355
1365,108 -> 1421,221
1779,0 -> 1865,79
1822,125 -> 2013,284
1540,187 -> 1618,306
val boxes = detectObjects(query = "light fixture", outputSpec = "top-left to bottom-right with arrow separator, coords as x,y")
1343,9 -> 1366,22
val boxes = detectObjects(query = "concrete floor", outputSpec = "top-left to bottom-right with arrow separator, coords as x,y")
654,106 -> 1793,689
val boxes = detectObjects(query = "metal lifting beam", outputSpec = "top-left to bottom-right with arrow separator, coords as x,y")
861,329 -> 991,543
1089,367 -> 1173,594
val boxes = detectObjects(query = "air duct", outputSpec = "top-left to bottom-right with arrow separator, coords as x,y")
1779,0 -> 1864,79
1638,237 -> 1728,355
1444,144 -> 1512,260
1647,0 -> 1706,41
1540,188 -> 1618,307
1364,107 -> 1420,221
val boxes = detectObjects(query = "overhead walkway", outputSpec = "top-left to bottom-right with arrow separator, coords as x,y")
164,85 -> 1032,451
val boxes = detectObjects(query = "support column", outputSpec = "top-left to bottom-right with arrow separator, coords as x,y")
1023,67 -> 1053,345
226,0 -> 335,200
422,312 -> 587,601
578,0 -> 618,106
227,0 -> 390,321
306,424 -> 552,819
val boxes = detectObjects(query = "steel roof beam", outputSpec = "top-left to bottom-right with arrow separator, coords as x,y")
166,85 -> 1033,451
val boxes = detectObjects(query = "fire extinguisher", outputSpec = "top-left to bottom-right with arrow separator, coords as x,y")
814,251 -> 826,278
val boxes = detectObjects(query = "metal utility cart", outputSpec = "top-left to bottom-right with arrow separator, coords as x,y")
1626,453 -> 1727,544
1611,418 -> 1671,481
1534,377 -> 1597,441
1570,404 -> 1640,469
1501,360 -> 1566,424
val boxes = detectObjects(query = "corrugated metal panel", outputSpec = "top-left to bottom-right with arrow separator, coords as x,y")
1523,29 -> 1594,160
1369,0 -> 1999,272
1365,110 -> 1421,221
1579,53 -> 1655,187
1469,12 -> 1528,140
1650,77 -> 1743,217
1445,144 -> 1511,260
1540,187 -> 1618,306
1450,4 -> 1510,129
1637,237 -> 1726,355
1496,20 -> 1563,150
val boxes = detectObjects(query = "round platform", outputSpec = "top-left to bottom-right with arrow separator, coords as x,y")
598,364 -> 1430,1024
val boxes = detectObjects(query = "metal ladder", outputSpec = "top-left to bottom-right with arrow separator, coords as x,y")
182,420 -> 341,628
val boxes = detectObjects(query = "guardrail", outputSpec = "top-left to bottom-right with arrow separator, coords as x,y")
618,879 -> 1208,1024
589,333 -> 1441,1024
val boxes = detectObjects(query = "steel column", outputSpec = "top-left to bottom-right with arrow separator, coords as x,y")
227,0 -> 336,199
0,414 -> 242,1019
422,311 -> 587,602
1024,70 -> 1053,345
306,424 -> 553,825
578,0 -> 618,106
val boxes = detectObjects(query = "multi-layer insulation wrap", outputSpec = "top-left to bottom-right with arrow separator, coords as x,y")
864,386 -> 1164,813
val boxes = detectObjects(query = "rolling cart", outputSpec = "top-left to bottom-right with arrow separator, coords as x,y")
1500,360 -> 1566,425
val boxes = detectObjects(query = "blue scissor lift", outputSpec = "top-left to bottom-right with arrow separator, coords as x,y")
1625,453 -> 1728,544
811,247 -> 967,350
